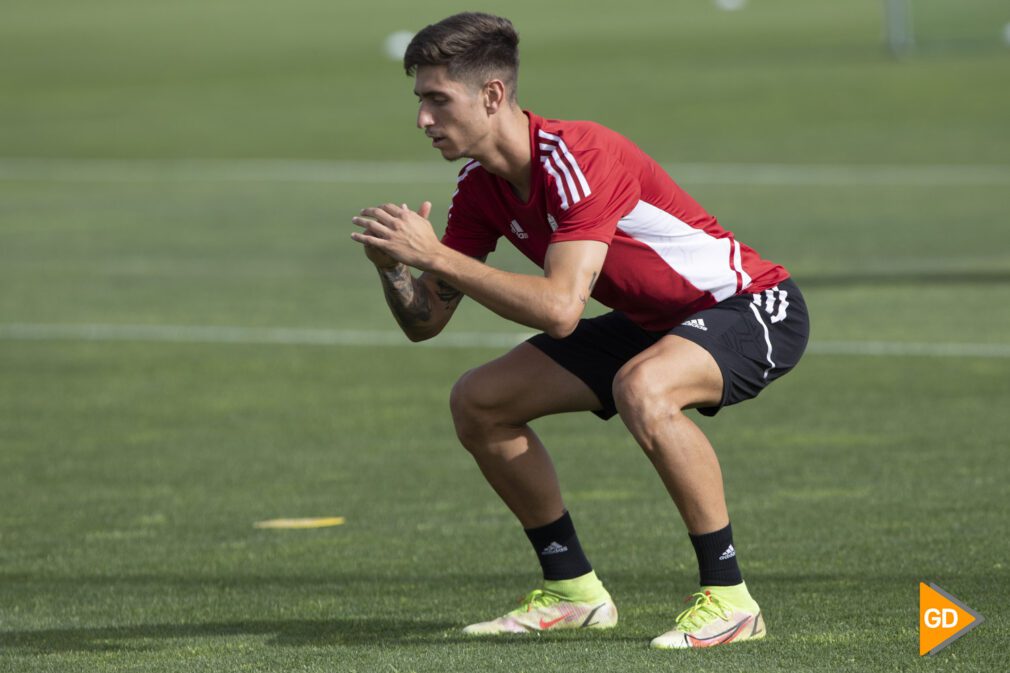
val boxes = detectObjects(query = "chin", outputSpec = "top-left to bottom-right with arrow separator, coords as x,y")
438,147 -> 465,162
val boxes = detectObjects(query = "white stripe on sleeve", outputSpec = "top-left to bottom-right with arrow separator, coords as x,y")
540,144 -> 582,207
537,130 -> 592,199
540,157 -> 570,210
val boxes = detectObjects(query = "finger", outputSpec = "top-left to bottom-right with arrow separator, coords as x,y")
377,203 -> 405,218
418,201 -> 432,219
351,216 -> 393,238
352,215 -> 388,230
351,231 -> 389,247
351,215 -> 379,229
359,207 -> 398,226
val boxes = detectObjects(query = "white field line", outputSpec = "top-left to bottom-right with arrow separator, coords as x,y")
0,158 -> 1008,186
2,323 -> 1009,358
0,323 -> 529,349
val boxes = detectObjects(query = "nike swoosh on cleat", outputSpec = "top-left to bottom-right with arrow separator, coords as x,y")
538,614 -> 572,629
685,617 -> 751,648
579,604 -> 606,628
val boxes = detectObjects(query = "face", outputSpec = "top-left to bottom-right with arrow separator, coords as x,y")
413,65 -> 490,161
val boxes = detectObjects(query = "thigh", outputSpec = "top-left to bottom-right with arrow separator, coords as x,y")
616,334 -> 725,411
527,311 -> 661,420
668,277 -> 810,416
457,342 -> 604,423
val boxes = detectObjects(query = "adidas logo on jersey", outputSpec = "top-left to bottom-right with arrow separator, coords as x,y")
719,545 -> 736,561
509,219 -> 529,239
682,318 -> 708,331
541,541 -> 569,556
547,213 -> 558,231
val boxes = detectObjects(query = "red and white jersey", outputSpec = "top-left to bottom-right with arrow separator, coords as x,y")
442,111 -> 790,331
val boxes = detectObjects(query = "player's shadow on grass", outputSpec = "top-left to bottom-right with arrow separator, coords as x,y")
0,618 -> 456,654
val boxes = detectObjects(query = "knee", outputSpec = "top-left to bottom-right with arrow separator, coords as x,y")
449,370 -> 478,439
612,362 -> 685,424
449,369 -> 502,449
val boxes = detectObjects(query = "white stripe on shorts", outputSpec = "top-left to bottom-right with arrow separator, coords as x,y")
749,298 -> 776,379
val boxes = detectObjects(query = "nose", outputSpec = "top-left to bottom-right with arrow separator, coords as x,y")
417,104 -> 434,130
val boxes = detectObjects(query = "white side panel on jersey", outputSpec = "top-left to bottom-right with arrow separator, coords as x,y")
616,200 -> 751,302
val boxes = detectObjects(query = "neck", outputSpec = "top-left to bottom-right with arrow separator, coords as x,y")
473,105 -> 531,196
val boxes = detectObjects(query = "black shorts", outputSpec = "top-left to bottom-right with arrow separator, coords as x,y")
528,278 -> 809,419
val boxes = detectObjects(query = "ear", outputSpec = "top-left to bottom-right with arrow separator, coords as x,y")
483,79 -> 507,113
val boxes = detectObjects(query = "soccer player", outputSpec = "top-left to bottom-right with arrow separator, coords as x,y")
350,12 -> 809,649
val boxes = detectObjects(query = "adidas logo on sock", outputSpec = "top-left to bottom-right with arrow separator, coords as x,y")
682,318 -> 708,331
541,541 -> 569,556
719,544 -> 736,561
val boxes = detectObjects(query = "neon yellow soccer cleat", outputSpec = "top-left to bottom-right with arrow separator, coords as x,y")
462,571 -> 618,635
650,583 -> 766,649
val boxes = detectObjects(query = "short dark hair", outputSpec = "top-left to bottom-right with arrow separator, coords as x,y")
404,12 -> 520,99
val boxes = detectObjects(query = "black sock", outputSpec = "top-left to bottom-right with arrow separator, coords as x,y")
689,522 -> 743,586
524,511 -> 593,581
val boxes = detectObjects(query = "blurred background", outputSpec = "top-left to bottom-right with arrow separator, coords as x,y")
1,1 -> 1008,671
1,0 -> 1008,331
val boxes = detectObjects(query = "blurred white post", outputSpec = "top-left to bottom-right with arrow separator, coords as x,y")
883,0 -> 915,55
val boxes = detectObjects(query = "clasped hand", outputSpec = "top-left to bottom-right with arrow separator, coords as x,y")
351,201 -> 439,270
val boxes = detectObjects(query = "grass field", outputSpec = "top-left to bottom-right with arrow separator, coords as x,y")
2,1 -> 1009,671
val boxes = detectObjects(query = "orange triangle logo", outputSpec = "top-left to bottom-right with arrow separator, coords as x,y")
919,582 -> 984,656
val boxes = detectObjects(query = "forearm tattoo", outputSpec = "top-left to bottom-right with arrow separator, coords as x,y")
429,255 -> 484,310
379,264 -> 432,328
434,278 -> 463,306
378,256 -> 480,329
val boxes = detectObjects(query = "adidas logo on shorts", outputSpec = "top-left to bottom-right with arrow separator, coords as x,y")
682,318 -> 708,331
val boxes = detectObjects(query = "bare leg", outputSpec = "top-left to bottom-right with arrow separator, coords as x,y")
612,335 -> 728,534
450,343 -> 602,528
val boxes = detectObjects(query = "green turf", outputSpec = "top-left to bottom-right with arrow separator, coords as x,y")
2,0 -> 1009,671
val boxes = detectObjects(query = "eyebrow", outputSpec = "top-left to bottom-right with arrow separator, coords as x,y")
413,89 -> 450,99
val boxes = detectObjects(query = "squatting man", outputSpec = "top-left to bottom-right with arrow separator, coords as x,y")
351,12 -> 809,649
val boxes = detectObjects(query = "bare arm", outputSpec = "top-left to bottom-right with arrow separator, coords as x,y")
352,202 -> 607,339
375,262 -> 465,342
425,239 -> 606,339
356,201 -> 463,341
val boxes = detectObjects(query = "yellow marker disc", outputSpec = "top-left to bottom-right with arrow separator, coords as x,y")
254,517 -> 346,529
